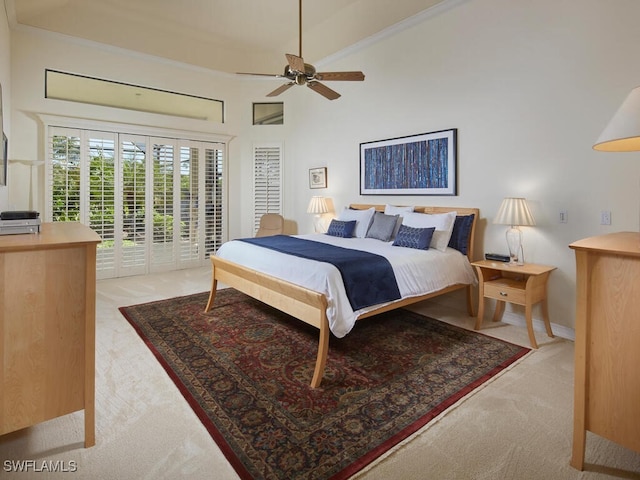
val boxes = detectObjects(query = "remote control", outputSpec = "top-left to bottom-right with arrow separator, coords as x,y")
485,253 -> 510,262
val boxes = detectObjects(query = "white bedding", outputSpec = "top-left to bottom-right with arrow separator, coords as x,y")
215,234 -> 477,338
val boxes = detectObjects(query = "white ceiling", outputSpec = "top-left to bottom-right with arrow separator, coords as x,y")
6,0 -> 449,75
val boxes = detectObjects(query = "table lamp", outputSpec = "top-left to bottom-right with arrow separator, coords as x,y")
493,197 -> 536,265
307,196 -> 329,233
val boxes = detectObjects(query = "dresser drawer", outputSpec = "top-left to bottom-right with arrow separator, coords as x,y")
484,278 -> 526,304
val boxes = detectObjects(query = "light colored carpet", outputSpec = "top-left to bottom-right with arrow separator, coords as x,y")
1,267 -> 639,479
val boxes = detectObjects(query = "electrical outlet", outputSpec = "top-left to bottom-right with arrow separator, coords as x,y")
559,210 -> 568,223
600,210 -> 611,225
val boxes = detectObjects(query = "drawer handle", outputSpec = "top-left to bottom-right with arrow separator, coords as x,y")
499,291 -> 508,297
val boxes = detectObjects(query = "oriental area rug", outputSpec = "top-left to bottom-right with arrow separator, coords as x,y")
119,288 -> 530,480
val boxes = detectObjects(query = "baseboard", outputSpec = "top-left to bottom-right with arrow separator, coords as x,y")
499,311 -> 575,342
425,290 -> 576,342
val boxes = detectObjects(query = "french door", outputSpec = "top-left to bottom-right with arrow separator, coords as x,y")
46,127 -> 225,279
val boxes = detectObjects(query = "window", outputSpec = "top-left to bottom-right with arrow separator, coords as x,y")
253,143 -> 283,233
253,103 -> 284,125
45,70 -> 224,122
46,124 -> 227,279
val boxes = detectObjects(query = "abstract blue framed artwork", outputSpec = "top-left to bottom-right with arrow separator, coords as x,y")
360,129 -> 457,195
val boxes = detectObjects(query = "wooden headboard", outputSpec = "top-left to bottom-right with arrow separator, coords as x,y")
348,203 -> 480,262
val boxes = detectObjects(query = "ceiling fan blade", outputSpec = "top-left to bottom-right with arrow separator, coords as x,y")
267,82 -> 295,97
307,81 -> 341,100
285,53 -> 305,73
237,72 -> 285,78
315,71 -> 365,82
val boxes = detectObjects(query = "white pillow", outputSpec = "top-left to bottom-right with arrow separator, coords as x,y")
384,205 -> 414,239
384,204 -> 414,215
337,207 -> 376,238
401,211 -> 457,252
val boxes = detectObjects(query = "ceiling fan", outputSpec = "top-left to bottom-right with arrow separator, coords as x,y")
237,0 -> 365,100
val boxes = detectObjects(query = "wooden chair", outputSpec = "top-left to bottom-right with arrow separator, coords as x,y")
255,213 -> 284,237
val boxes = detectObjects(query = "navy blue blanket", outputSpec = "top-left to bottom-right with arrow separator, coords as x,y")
237,235 -> 401,311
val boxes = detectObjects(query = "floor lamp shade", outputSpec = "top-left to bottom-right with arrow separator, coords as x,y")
593,86 -> 640,152
494,197 -> 535,264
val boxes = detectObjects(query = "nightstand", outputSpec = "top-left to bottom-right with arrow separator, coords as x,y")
471,260 -> 556,348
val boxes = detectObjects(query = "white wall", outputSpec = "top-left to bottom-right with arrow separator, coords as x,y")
237,0 -> 640,332
6,0 -> 640,333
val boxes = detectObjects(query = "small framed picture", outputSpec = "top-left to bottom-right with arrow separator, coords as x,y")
309,167 -> 327,189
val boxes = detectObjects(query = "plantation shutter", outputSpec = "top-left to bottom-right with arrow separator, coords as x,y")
48,127 -> 82,223
87,131 -> 117,277
150,138 -> 177,272
47,127 -> 118,276
119,134 -> 149,276
178,141 -> 225,265
46,125 -> 227,279
253,143 -> 283,233
179,143 -> 199,265
204,144 -> 225,254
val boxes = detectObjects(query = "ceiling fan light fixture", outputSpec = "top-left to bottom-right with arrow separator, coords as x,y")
304,64 -> 316,77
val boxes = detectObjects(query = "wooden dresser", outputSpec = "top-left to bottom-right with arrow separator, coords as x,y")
569,232 -> 640,469
0,222 -> 101,447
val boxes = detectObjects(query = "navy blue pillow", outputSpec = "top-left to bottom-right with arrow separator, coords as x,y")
392,225 -> 435,250
447,214 -> 474,255
326,219 -> 356,238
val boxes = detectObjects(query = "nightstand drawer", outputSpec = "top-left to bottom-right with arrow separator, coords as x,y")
484,279 -> 526,304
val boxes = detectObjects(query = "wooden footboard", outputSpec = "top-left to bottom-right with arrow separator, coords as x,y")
205,204 -> 479,388
205,256 -> 330,388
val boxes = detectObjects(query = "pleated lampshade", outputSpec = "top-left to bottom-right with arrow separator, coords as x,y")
307,196 -> 329,214
493,198 -> 536,227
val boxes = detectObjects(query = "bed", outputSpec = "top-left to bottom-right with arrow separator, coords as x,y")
205,204 -> 479,388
